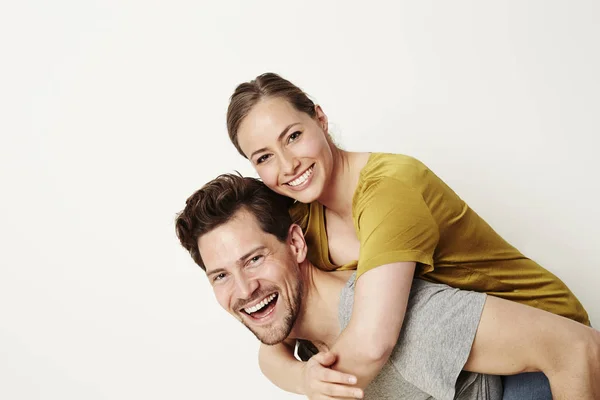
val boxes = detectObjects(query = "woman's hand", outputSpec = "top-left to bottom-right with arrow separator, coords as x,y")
301,351 -> 364,399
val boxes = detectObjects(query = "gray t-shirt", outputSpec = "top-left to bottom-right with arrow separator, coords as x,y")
337,276 -> 503,400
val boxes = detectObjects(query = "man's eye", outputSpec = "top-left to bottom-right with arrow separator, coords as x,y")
256,154 -> 270,164
250,255 -> 263,264
288,131 -> 302,143
214,273 -> 226,282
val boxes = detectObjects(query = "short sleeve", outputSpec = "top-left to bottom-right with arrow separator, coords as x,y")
354,177 -> 439,278
288,201 -> 309,231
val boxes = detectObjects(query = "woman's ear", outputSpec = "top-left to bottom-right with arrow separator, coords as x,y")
314,105 -> 328,133
288,224 -> 308,263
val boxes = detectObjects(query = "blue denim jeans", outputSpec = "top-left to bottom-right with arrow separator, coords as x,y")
501,372 -> 552,400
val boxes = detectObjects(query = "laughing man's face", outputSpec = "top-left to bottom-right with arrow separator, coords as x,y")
198,209 -> 305,345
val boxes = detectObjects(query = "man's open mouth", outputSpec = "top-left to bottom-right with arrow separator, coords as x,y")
242,293 -> 279,320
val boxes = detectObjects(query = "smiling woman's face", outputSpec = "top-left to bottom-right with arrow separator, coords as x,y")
237,97 -> 335,204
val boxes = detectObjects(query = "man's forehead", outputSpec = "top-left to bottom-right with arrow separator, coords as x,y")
198,210 -> 272,271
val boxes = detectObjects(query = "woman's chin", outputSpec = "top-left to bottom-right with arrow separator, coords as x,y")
288,186 -> 321,204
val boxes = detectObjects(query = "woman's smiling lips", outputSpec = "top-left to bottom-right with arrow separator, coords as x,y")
284,164 -> 315,190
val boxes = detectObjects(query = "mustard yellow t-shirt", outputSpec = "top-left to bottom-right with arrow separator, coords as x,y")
290,153 -> 589,325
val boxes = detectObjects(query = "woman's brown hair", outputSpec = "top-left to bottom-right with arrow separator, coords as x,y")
226,73 -> 317,157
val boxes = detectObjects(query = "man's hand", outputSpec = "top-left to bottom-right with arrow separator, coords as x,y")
301,352 -> 364,399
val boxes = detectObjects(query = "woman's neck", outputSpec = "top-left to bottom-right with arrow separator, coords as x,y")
317,148 -> 368,218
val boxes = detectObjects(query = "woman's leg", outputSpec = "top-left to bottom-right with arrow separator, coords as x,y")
501,372 -> 552,400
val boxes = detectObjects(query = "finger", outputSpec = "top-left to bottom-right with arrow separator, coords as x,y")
319,367 -> 358,385
320,382 -> 364,399
313,351 -> 337,367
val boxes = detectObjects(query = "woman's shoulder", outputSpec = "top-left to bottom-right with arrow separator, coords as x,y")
358,152 -> 432,189
350,153 -> 428,213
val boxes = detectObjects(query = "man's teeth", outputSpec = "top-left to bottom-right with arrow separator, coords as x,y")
244,294 -> 277,314
287,166 -> 313,187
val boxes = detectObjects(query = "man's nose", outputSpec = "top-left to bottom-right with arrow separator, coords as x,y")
235,276 -> 259,300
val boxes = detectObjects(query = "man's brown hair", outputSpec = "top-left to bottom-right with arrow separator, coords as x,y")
175,173 -> 294,270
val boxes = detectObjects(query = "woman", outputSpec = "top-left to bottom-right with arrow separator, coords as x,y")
225,73 -> 590,399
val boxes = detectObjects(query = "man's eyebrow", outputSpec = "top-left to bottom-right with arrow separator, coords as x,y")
249,123 -> 301,160
205,246 -> 267,277
206,268 -> 226,278
236,246 -> 267,264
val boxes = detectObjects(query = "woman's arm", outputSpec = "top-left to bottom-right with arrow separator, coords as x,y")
262,175 -> 436,393
321,179 -> 430,389
259,340 -> 363,398
258,262 -> 415,396
465,295 -> 600,398
328,261 -> 416,389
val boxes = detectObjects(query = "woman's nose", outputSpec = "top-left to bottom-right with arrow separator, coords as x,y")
280,152 -> 299,175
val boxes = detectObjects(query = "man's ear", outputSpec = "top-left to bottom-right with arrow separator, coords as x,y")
287,224 -> 307,263
314,105 -> 328,134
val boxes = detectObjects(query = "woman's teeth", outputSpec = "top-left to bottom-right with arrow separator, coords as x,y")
287,166 -> 313,187
244,293 -> 277,314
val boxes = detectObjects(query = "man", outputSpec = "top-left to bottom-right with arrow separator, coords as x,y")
175,174 -> 600,399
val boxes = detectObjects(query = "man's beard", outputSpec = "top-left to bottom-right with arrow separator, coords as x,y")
241,276 -> 304,345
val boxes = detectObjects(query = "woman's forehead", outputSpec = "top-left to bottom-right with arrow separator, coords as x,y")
240,98 -> 306,137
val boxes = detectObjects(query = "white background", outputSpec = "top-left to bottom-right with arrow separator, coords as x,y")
1,1 -> 599,399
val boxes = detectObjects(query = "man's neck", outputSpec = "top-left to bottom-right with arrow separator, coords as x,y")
289,263 -> 354,349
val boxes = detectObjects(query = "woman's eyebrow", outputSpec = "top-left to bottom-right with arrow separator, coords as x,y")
249,122 -> 301,159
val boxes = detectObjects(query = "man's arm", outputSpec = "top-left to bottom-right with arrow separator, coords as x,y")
328,262 -> 416,389
465,295 -> 600,399
258,341 -> 305,394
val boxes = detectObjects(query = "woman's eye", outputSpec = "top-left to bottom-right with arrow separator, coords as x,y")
256,154 -> 270,164
288,131 -> 302,143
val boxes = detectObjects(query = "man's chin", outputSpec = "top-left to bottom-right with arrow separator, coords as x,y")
244,322 -> 290,345
257,334 -> 287,346
239,279 -> 302,345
